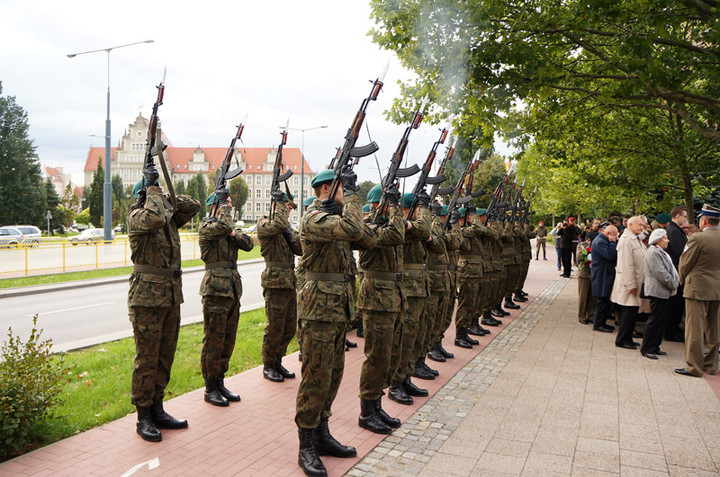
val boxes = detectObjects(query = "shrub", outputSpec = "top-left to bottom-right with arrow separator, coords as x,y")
0,315 -> 67,461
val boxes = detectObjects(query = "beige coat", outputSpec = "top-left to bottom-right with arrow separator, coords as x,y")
610,228 -> 646,307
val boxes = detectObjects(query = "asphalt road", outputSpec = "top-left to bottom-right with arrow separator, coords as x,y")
0,260 -> 267,353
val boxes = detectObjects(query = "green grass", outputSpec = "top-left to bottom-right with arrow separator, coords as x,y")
0,246 -> 262,289
20,307 -> 296,456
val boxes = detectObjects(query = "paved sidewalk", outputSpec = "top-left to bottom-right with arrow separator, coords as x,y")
3,253 -> 720,476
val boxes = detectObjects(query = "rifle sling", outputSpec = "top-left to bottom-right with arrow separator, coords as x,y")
156,126 -> 177,211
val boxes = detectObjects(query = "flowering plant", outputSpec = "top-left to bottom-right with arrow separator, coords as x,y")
579,246 -> 592,275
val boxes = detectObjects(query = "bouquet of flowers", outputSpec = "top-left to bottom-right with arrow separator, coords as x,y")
579,246 -> 592,275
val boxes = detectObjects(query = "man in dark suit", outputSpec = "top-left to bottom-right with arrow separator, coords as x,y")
591,224 -> 618,332
557,218 -> 581,277
674,204 -> 720,377
665,206 -> 689,342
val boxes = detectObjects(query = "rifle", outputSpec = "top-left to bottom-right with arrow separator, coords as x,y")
499,176 -> 517,223
208,122 -> 246,218
405,127 -> 449,220
428,134 -> 457,206
326,65 -> 387,202
371,97 -> 429,224
457,157 -> 485,223
444,152 -> 478,229
486,173 -> 509,222
137,70 -> 167,207
510,180 -> 525,223
269,124 -> 292,220
520,186 -> 536,224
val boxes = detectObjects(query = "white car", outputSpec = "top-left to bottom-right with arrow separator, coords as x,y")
68,228 -> 115,245
0,225 -> 42,248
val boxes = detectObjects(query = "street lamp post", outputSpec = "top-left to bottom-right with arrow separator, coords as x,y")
68,40 -> 154,242
286,125 -> 327,217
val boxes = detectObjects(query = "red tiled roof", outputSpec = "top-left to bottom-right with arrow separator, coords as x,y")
84,147 -> 118,171
45,166 -> 59,176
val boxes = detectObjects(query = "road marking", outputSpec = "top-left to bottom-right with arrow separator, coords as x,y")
25,301 -> 115,317
121,457 -> 159,476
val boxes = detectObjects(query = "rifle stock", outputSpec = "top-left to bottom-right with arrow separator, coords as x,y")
137,72 -> 166,207
208,122 -> 245,217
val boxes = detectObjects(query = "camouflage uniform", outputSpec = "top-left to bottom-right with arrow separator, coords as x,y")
486,222 -> 506,312
500,222 -> 517,302
455,220 -> 487,332
516,223 -> 535,294
128,187 -> 200,407
393,208 -> 431,381
295,194 -> 373,429
198,205 -> 254,381
441,222 -> 462,339
257,202 -> 302,367
424,216 -> 452,353
357,206 -> 405,400
505,223 -> 524,302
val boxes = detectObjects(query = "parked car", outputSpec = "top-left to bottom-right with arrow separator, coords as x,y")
0,225 -> 42,248
68,228 -> 115,245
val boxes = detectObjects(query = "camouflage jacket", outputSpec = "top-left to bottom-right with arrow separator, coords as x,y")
198,205 -> 254,298
357,206 -> 405,312
402,208 -> 431,297
425,216 -> 451,292
458,222 -> 491,279
127,187 -> 200,307
299,194 -> 370,322
488,222 -> 505,272
511,224 -> 524,264
501,223 -> 516,265
445,221 -> 463,274
522,225 -> 536,260
257,202 -> 303,289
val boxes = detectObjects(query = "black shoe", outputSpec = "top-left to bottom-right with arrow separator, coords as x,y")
345,339 -> 357,348
375,398 -> 401,429
513,295 -> 527,302
275,360 -> 296,379
421,358 -> 439,377
543,257 -> 547,260
674,368 -> 699,377
476,324 -> 491,335
481,317 -> 500,327
298,428 -> 327,477
504,301 -> 521,310
412,361 -> 436,380
593,325 -> 613,333
468,323 -> 488,335
632,330 -> 644,339
388,381 -> 413,405
580,319 -> 591,325
642,353 -> 658,360
454,336 -> 473,349
151,400 -> 189,428
437,342 -> 454,359
518,290 -> 528,297
263,365 -> 284,383
136,406 -> 162,442
402,377 -> 428,397
465,333 -> 479,345
313,418 -> 357,458
491,309 -> 506,318
204,379 -> 229,407
216,377 -> 241,402
427,347 -> 446,362
358,400 -> 392,434
655,349 -> 667,356
616,343 -> 638,350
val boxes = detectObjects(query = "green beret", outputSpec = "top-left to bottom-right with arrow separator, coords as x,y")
303,195 -> 316,207
362,203 -> 371,214
205,188 -> 230,206
367,184 -> 382,203
458,206 -> 477,217
440,205 -> 448,216
457,207 -> 467,216
401,192 -> 415,209
476,208 -> 487,216
275,191 -> 292,203
655,213 -> 671,224
132,179 -> 143,198
311,169 -> 335,188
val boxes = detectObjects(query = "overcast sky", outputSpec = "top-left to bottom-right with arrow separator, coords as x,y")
1,1 -> 509,190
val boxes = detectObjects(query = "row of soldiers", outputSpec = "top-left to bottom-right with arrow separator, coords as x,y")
125,164 -> 535,477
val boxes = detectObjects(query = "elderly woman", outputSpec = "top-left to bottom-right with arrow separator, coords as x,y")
640,229 -> 680,359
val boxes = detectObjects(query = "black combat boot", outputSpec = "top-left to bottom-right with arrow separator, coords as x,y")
437,340 -> 454,359
454,328 -> 473,349
468,317 -> 488,336
402,376 -> 428,397
513,292 -> 527,302
482,311 -> 501,327
504,298 -> 521,309
136,406 -> 162,442
313,418 -> 357,458
298,428 -> 327,477
204,378 -> 229,407
151,399 -> 188,428
412,357 -> 435,380
345,338 -> 357,349
359,399 -> 392,434
388,380 -> 414,405
518,290 -> 528,297
263,364 -> 284,382
375,397 -> 401,428
463,328 -> 479,345
420,357 -> 439,376
275,360 -> 296,379
427,342 -> 446,362
216,376 -> 241,402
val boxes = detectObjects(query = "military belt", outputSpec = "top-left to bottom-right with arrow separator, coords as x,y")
363,270 -> 403,281
306,272 -> 354,282
204,261 -> 238,270
427,264 -> 449,271
403,263 -> 426,270
133,264 -> 182,278
265,261 -> 294,269
459,254 -> 483,259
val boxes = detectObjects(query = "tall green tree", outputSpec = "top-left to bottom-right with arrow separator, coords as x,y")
0,82 -> 45,226
229,176 -> 248,220
87,161 -> 104,227
185,172 -> 207,218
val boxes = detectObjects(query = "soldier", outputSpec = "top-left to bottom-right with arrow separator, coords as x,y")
535,220 -> 547,260
127,172 -> 200,442
480,215 -> 505,328
514,222 -> 535,301
503,221 -> 523,310
199,191 -> 254,406
470,208 -> 495,333
295,168 -> 373,477
295,195 -> 316,365
257,190 -> 303,383
356,184 -> 404,434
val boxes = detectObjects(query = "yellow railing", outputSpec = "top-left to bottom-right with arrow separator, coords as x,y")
0,234 -> 200,278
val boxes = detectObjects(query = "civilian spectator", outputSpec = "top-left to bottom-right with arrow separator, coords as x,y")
558,218 -> 582,277
610,216 -> 647,349
569,217 -> 581,266
549,223 -> 563,271
577,238 -> 596,324
639,229 -> 679,359
653,213 -> 671,230
664,206 -> 688,342
585,218 -> 601,243
591,223 -> 618,332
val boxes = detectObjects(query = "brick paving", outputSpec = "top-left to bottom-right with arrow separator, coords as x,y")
3,249 -> 720,476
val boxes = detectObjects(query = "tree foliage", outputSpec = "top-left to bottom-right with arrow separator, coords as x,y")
87,161 -> 104,227
186,172 -> 208,219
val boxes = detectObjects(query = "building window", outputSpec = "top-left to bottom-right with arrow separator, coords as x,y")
256,203 -> 261,212
137,131 -> 142,137
265,176 -> 271,185
256,176 -> 262,185
245,175 -> 252,184
293,189 -> 299,199
293,176 -> 299,185
256,189 -> 261,199
294,165 -> 298,170
265,202 -> 271,212
248,165 -> 252,170
265,189 -> 270,199
304,176 -> 309,185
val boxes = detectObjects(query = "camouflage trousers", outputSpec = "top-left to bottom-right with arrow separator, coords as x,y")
505,264 -> 520,300
456,277 -> 481,329
262,287 -> 297,366
427,287 -> 452,349
201,295 -> 240,380
129,305 -> 181,407
516,259 -> 531,291
392,296 -> 423,381
438,272 -> 458,339
358,309 -> 400,400
483,272 -> 502,312
295,320 -> 346,430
